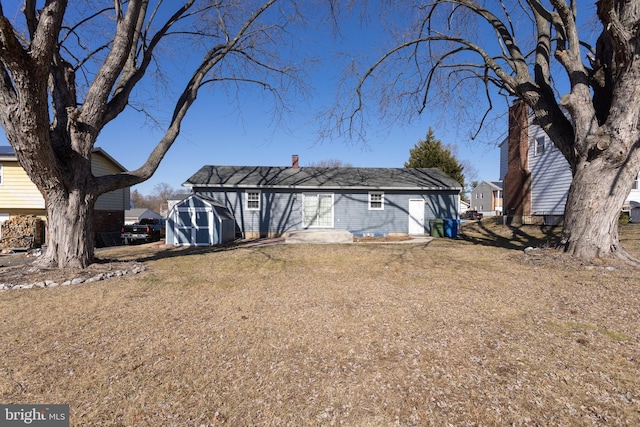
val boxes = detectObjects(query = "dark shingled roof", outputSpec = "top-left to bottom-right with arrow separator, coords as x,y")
184,166 -> 462,190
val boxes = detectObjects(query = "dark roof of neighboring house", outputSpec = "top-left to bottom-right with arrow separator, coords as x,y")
125,208 -> 162,219
490,181 -> 503,189
184,166 -> 462,191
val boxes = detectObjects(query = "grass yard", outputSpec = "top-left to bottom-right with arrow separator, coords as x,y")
1,221 -> 640,425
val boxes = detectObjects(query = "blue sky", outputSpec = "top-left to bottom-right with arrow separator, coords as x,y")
0,2 -> 507,196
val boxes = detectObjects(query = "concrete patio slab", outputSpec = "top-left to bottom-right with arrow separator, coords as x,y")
285,229 -> 353,244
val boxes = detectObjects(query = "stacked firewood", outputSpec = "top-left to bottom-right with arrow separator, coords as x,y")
0,215 -> 45,249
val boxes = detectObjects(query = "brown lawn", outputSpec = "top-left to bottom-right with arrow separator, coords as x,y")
1,221 -> 639,426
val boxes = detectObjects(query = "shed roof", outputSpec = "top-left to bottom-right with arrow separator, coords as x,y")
171,193 -> 235,220
184,166 -> 462,191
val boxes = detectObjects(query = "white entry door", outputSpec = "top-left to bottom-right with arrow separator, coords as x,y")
408,199 -> 425,234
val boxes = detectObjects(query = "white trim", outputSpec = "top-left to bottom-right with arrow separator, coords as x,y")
408,199 -> 425,235
171,206 -> 214,246
368,191 -> 384,210
245,190 -> 261,211
302,193 -> 334,228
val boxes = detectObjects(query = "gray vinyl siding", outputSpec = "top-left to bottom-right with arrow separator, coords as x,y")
317,190 -> 458,234
196,189 -> 302,236
528,127 -> 572,215
195,187 -> 459,236
499,138 -> 508,180
470,182 -> 494,213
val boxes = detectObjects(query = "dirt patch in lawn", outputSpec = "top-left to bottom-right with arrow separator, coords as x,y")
1,225 -> 640,425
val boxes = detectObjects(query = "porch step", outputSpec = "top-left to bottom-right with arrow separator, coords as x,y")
285,229 -> 353,244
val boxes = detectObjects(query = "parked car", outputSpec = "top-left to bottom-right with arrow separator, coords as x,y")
461,210 -> 483,220
121,218 -> 166,244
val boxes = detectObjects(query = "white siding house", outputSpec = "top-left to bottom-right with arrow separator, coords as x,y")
501,103 -> 640,223
527,125 -> 573,216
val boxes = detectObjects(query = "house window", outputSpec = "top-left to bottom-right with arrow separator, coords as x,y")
369,192 -> 384,210
303,193 -> 334,228
245,191 -> 260,210
534,137 -> 545,156
633,173 -> 640,190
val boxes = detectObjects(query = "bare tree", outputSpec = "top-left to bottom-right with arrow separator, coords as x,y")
132,183 -> 181,215
0,0 -> 313,268
307,158 -> 354,167
335,0 -> 640,262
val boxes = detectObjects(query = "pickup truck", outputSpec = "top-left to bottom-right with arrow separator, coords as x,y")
461,210 -> 483,220
121,218 -> 166,244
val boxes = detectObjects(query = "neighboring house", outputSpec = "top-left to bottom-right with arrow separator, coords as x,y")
125,208 -> 164,225
179,156 -> 462,241
0,145 -> 130,241
470,181 -> 503,216
459,199 -> 470,214
501,101 -> 640,224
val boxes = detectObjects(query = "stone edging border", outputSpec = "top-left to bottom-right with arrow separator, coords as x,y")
0,263 -> 147,291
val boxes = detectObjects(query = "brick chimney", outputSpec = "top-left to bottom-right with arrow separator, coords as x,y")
503,100 -> 532,224
291,154 -> 299,169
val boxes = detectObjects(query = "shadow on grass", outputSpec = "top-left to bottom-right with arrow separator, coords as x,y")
97,238 -> 287,264
458,220 -> 562,251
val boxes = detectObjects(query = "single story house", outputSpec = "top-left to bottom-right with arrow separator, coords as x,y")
0,145 -> 130,244
125,208 -> 164,225
180,155 -> 462,240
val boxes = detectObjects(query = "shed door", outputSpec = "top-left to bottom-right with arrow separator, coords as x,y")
408,199 -> 425,234
175,208 -> 214,245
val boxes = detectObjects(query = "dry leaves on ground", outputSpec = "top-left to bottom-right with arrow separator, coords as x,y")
0,223 -> 639,425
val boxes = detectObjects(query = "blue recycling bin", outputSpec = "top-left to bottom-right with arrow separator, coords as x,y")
444,218 -> 460,238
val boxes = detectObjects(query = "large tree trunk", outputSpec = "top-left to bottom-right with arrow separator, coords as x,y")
37,190 -> 96,269
562,155 -> 636,261
35,172 -> 97,269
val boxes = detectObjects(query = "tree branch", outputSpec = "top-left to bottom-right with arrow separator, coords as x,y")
80,0 -> 145,135
96,0 -> 282,193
